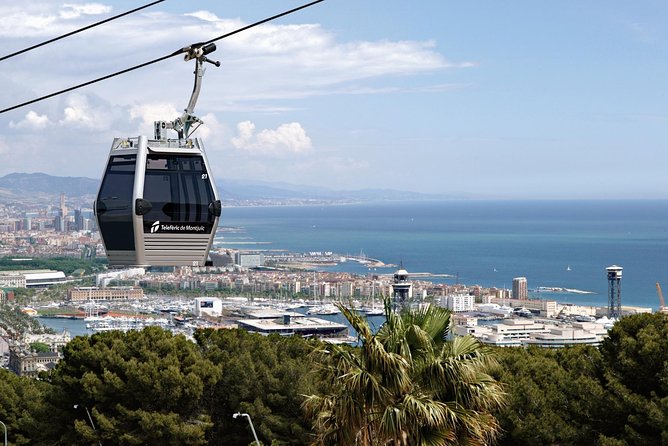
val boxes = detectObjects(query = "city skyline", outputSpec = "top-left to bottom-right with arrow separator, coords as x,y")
1,1 -> 667,199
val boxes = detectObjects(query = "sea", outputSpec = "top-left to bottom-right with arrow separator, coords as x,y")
215,199 -> 668,311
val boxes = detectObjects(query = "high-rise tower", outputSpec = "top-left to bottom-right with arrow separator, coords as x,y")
60,192 -> 67,218
606,265 -> 623,318
512,277 -> 528,300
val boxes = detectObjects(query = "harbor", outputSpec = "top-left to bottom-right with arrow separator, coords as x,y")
35,296 -> 388,344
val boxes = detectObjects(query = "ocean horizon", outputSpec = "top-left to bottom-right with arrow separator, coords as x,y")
216,199 -> 668,310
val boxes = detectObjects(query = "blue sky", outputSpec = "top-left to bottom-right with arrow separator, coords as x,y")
0,1 -> 666,198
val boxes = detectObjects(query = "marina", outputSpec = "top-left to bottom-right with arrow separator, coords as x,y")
36,296 -> 389,344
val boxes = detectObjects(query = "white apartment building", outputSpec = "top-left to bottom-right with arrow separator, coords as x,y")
441,294 -> 475,312
0,273 -> 27,288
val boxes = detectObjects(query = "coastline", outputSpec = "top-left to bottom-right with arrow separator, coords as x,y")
217,200 -> 668,309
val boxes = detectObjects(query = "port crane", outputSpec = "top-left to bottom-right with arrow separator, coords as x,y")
656,282 -> 668,313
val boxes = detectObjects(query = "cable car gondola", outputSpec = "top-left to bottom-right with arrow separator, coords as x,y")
95,44 -> 222,267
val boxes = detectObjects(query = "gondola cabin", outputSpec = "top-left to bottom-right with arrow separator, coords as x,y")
95,42 -> 222,268
95,133 -> 221,267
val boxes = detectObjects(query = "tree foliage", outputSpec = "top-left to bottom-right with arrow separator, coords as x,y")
303,301 -> 505,445
1,312 -> 668,445
195,328 -> 318,445
35,327 -> 221,445
29,341 -> 51,353
495,313 -> 668,446
0,256 -> 106,275
493,345 -> 608,445
0,368 -> 46,446
0,304 -> 44,337
597,313 -> 668,444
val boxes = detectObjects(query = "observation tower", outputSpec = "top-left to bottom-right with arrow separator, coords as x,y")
392,267 -> 413,310
606,265 -> 623,318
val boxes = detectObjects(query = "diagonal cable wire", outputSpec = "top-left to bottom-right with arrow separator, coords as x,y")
201,0 -> 324,46
0,0 -> 165,62
0,0 -> 325,115
0,53 -> 178,114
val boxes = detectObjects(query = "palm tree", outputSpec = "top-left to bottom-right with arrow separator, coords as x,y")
303,298 -> 505,445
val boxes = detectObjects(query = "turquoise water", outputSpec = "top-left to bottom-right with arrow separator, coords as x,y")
217,200 -> 668,310
38,317 -> 90,337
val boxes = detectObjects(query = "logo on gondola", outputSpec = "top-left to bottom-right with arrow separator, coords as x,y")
144,220 -> 211,234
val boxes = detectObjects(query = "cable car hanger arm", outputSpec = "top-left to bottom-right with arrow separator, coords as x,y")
171,43 -> 220,139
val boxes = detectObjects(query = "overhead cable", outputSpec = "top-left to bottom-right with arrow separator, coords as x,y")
0,0 -> 165,62
0,0 -> 325,115
201,0 -> 324,47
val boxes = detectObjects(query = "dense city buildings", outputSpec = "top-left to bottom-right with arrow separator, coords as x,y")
0,194 -> 651,323
0,191 -> 658,383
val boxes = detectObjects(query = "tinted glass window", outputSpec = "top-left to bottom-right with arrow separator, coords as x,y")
143,154 -> 215,224
96,155 -> 136,251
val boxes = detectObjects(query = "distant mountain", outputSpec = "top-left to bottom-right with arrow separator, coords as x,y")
0,172 -> 98,197
217,179 -> 443,202
0,172 -> 443,203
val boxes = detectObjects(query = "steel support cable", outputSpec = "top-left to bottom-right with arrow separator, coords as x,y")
0,0 -> 325,115
200,0 -> 324,47
0,0 -> 165,62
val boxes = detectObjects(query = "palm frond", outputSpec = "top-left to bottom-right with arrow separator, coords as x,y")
303,301 -> 505,446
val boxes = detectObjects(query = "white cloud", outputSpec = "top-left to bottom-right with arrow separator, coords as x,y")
0,2 -> 111,37
194,113 -> 225,144
1,12 -> 57,37
129,102 -> 181,135
60,3 -> 112,20
0,4 -> 468,108
185,11 -> 220,22
0,3 -> 468,185
212,22 -> 457,83
226,23 -> 329,54
9,111 -> 51,130
231,121 -> 312,155
58,94 -> 112,130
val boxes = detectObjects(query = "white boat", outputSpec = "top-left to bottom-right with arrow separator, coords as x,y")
594,316 -> 615,330
362,307 -> 384,316
513,307 -> 533,318
307,305 -> 340,315
478,303 -> 514,316
87,315 -> 171,332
